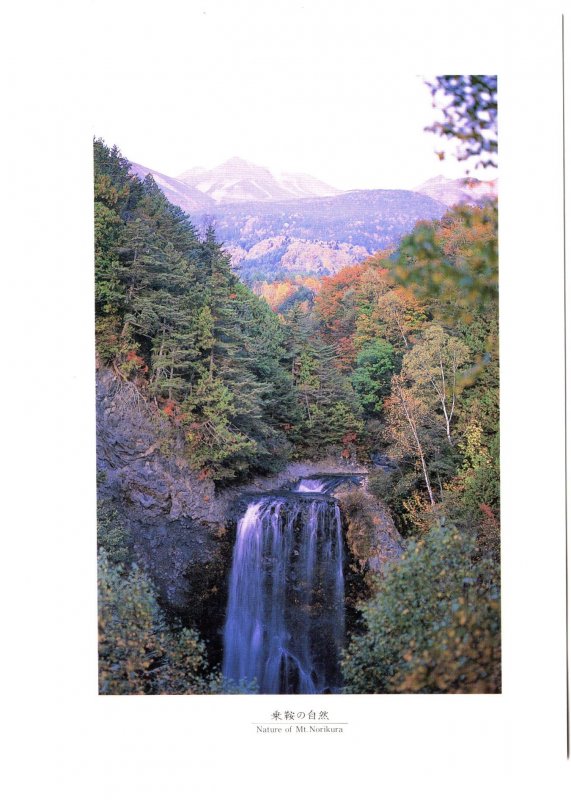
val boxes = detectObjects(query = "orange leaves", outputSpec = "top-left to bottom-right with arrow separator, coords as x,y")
341,430 -> 358,458
126,350 -> 148,372
162,399 -> 176,417
480,502 -> 497,522
255,280 -> 297,310
315,263 -> 369,327
435,204 -> 496,259
121,349 -> 149,381
158,398 -> 185,425
314,250 -> 423,375
478,502 -> 500,559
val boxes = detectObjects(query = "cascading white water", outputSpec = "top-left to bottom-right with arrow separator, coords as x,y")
295,478 -> 327,493
293,474 -> 362,494
222,487 -> 345,693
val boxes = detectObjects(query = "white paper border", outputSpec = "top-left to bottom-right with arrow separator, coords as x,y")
4,1 -> 571,796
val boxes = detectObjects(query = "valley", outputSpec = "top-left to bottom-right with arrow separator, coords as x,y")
95,76 -> 500,697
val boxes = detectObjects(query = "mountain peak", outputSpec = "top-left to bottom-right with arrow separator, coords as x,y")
176,157 -> 340,204
222,156 -> 256,167
129,161 -> 214,213
415,174 -> 497,207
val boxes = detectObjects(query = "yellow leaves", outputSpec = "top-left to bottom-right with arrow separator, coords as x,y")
460,422 -> 492,472
394,203 -> 498,328
401,492 -> 433,535
344,517 -> 501,695
98,551 -> 214,695
255,280 -> 298,311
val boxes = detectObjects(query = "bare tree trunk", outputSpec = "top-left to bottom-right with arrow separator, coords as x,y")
304,392 -> 312,423
431,353 -> 454,446
394,378 -> 435,505
443,409 -> 452,446
396,316 -> 409,348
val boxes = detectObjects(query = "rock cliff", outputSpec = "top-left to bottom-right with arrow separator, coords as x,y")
96,369 -> 227,617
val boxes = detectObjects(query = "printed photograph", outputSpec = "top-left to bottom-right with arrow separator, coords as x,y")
95,74 -> 499,695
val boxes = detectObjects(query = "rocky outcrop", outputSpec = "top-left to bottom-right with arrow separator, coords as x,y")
335,483 -> 404,578
96,370 -> 219,523
218,461 -> 367,521
96,369 -> 228,619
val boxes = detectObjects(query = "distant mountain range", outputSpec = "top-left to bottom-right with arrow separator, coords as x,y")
129,162 -> 216,214
177,156 -> 341,204
414,174 -> 497,207
128,157 -> 496,282
129,156 -> 340,214
207,190 -> 447,283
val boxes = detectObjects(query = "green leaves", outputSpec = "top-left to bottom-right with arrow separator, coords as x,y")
94,140 -> 302,481
394,203 -> 498,323
98,549 -> 222,695
351,338 -> 395,413
341,522 -> 500,693
424,75 -> 497,170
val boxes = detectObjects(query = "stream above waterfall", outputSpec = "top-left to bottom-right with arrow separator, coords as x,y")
222,475 -> 360,693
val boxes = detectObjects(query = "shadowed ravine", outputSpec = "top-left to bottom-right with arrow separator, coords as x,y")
222,477 -> 357,693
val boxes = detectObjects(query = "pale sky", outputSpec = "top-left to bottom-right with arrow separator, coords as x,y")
90,1 -> 496,191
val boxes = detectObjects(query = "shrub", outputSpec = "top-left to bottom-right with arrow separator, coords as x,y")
341,522 -> 500,693
367,469 -> 396,501
98,550 -> 217,694
97,500 -> 132,567
338,488 -> 377,569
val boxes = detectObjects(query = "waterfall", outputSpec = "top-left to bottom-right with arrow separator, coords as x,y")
295,478 -> 327,493
223,485 -> 345,694
294,474 -> 362,494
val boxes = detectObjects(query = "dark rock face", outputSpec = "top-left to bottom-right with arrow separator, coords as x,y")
96,370 -> 221,523
96,370 -> 229,628
336,485 -> 404,572
335,483 -> 404,624
370,452 -> 397,471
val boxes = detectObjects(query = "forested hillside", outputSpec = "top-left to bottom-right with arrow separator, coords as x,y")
310,203 -> 500,691
95,139 -> 368,483
208,189 -> 446,284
